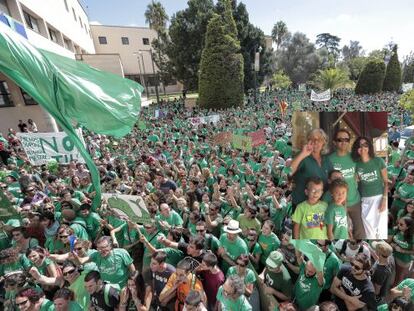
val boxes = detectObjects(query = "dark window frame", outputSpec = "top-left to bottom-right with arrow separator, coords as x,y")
63,0 -> 69,11
142,38 -> 150,45
23,11 -> 39,33
98,36 -> 107,44
48,27 -> 58,43
121,37 -> 129,45
72,8 -> 77,21
0,81 -> 14,107
21,88 -> 38,106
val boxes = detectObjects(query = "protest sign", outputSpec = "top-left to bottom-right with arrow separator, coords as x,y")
310,89 -> 331,101
18,130 -> 85,165
102,193 -> 151,224
249,129 -> 266,147
188,115 -> 220,126
212,132 -> 233,146
0,190 -> 19,221
402,83 -> 413,93
184,98 -> 197,109
232,134 -> 252,152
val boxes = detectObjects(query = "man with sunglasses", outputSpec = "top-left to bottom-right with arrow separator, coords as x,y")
331,253 -> 377,311
329,128 -> 365,239
61,261 -> 90,310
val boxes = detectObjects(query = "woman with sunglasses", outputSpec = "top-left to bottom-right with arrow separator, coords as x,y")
10,227 -> 39,254
352,136 -> 388,239
15,287 -> 54,311
45,225 -> 74,255
390,217 -> 414,286
226,254 -> 260,310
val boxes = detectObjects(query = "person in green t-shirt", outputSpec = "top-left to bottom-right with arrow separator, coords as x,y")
61,261 -> 90,310
77,203 -> 103,241
258,220 -> 280,267
292,177 -> 328,240
328,128 -> 365,239
352,137 -> 388,239
155,203 -> 183,235
15,288 -> 56,311
52,287 -> 84,311
316,240 -> 341,302
391,173 -> 414,219
216,275 -> 252,311
390,278 -> 414,304
326,179 -> 349,240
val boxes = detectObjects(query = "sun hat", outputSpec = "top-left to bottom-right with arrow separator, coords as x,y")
266,250 -> 284,269
223,219 -> 242,234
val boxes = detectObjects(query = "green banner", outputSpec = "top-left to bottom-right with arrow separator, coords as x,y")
290,240 -> 326,272
102,194 -> 151,224
232,134 -> 252,152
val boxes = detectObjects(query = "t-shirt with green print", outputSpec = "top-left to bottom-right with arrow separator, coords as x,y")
79,212 -> 102,240
293,263 -> 324,310
328,152 -> 360,206
356,157 -> 386,197
392,231 -> 414,263
159,247 -> 184,266
0,254 -> 31,275
325,203 -> 349,239
227,266 -> 256,286
393,183 -> 414,210
291,200 -> 328,240
258,233 -> 280,265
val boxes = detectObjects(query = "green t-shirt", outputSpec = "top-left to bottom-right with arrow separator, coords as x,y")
80,212 -> 102,240
258,233 -> 280,265
68,301 -> 83,311
45,237 -> 66,254
393,183 -> 414,209
322,250 -> 341,290
70,222 -> 89,241
155,210 -> 183,234
236,214 -> 261,234
389,149 -> 401,166
294,263 -> 324,310
69,271 -> 90,310
219,234 -> 248,273
159,247 -> 184,267
291,200 -> 328,240
0,231 -> 10,250
392,231 -> 414,263
89,248 -> 133,287
227,266 -> 256,285
325,203 -> 348,239
141,228 -> 165,268
397,278 -> 414,301
328,152 -> 360,206
0,254 -> 31,275
216,286 -> 252,311
356,157 -> 386,197
263,265 -> 293,299
40,299 -> 55,311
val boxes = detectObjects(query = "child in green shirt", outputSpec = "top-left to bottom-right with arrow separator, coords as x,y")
326,178 -> 349,240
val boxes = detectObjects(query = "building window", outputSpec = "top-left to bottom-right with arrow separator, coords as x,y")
21,88 -> 37,105
48,28 -> 58,43
63,38 -> 71,50
72,8 -> 77,21
121,37 -> 129,45
63,0 -> 69,11
23,11 -> 39,33
0,0 -> 10,15
142,38 -> 150,45
79,17 -> 83,28
0,81 -> 13,107
98,36 -> 107,44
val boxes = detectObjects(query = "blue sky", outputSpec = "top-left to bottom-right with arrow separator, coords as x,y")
83,0 -> 414,58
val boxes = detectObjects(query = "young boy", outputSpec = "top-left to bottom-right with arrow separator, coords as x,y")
292,177 -> 327,239
325,178 -> 349,240
321,169 -> 343,204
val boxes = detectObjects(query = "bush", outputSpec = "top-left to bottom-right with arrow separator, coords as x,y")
198,2 -> 244,109
383,45 -> 402,92
355,60 -> 385,94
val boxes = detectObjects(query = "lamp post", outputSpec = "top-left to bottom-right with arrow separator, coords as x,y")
133,52 -> 145,91
139,51 -> 149,97
133,52 -> 148,97
252,45 -> 262,105
138,49 -> 160,105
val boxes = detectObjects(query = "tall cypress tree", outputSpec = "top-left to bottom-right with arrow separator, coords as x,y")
198,0 -> 244,109
355,60 -> 386,94
383,45 -> 402,92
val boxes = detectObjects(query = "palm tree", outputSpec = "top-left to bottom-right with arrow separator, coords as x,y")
145,1 -> 169,32
311,68 -> 351,92
271,21 -> 288,50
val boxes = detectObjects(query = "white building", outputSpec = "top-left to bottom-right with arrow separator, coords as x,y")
0,0 -> 95,134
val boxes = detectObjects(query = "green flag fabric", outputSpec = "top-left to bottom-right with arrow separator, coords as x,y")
0,22 -> 143,208
290,240 -> 326,272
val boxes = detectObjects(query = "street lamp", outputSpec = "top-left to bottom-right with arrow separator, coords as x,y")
133,52 -> 149,97
252,45 -> 262,105
138,49 -> 160,106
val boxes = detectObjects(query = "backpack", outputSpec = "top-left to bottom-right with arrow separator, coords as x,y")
339,240 -> 363,256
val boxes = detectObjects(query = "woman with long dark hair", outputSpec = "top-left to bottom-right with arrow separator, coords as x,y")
351,137 -> 388,239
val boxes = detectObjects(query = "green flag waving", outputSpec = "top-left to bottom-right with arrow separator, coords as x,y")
290,240 -> 326,272
0,22 -> 143,208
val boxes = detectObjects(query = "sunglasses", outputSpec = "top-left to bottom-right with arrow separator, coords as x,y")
317,243 -> 326,247
63,269 -> 75,276
59,235 -> 69,238
237,262 -> 247,267
74,247 -> 83,251
336,138 -> 350,143
196,229 -> 205,233
16,300 -> 29,307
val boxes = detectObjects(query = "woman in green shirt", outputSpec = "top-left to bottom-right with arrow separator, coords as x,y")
15,287 -> 55,311
53,288 -> 84,311
390,217 -> 414,286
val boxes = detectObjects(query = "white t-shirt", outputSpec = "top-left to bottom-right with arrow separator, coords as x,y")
334,240 -> 371,259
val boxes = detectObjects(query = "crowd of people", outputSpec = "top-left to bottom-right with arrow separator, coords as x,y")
0,88 -> 413,311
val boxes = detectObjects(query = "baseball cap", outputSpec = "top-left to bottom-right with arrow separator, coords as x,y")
266,250 -> 284,269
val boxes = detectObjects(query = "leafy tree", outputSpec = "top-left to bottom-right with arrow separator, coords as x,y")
277,32 -> 321,85
355,60 -> 386,94
167,0 -> 215,90
342,40 -> 363,61
383,45 -> 402,92
271,21 -> 289,50
270,71 -> 292,89
402,52 -> 414,83
198,3 -> 244,109
368,49 -> 387,61
400,89 -> 414,119
311,68 -> 351,91
316,33 -> 341,60
347,56 -> 369,81
145,1 -> 170,94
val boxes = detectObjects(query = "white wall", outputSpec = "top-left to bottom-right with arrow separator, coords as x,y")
17,0 -> 95,53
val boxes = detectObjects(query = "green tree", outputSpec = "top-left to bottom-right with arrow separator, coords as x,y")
198,6 -> 244,109
403,53 -> 414,83
167,0 -> 215,90
355,60 -> 386,94
383,45 -> 402,92
145,1 -> 168,32
271,21 -> 289,50
277,32 -> 321,85
342,40 -> 363,61
316,33 -> 341,60
270,71 -> 292,89
400,89 -> 414,119
311,68 -> 351,92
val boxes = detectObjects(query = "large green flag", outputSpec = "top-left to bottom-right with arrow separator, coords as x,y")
290,240 -> 326,272
0,22 -> 143,208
